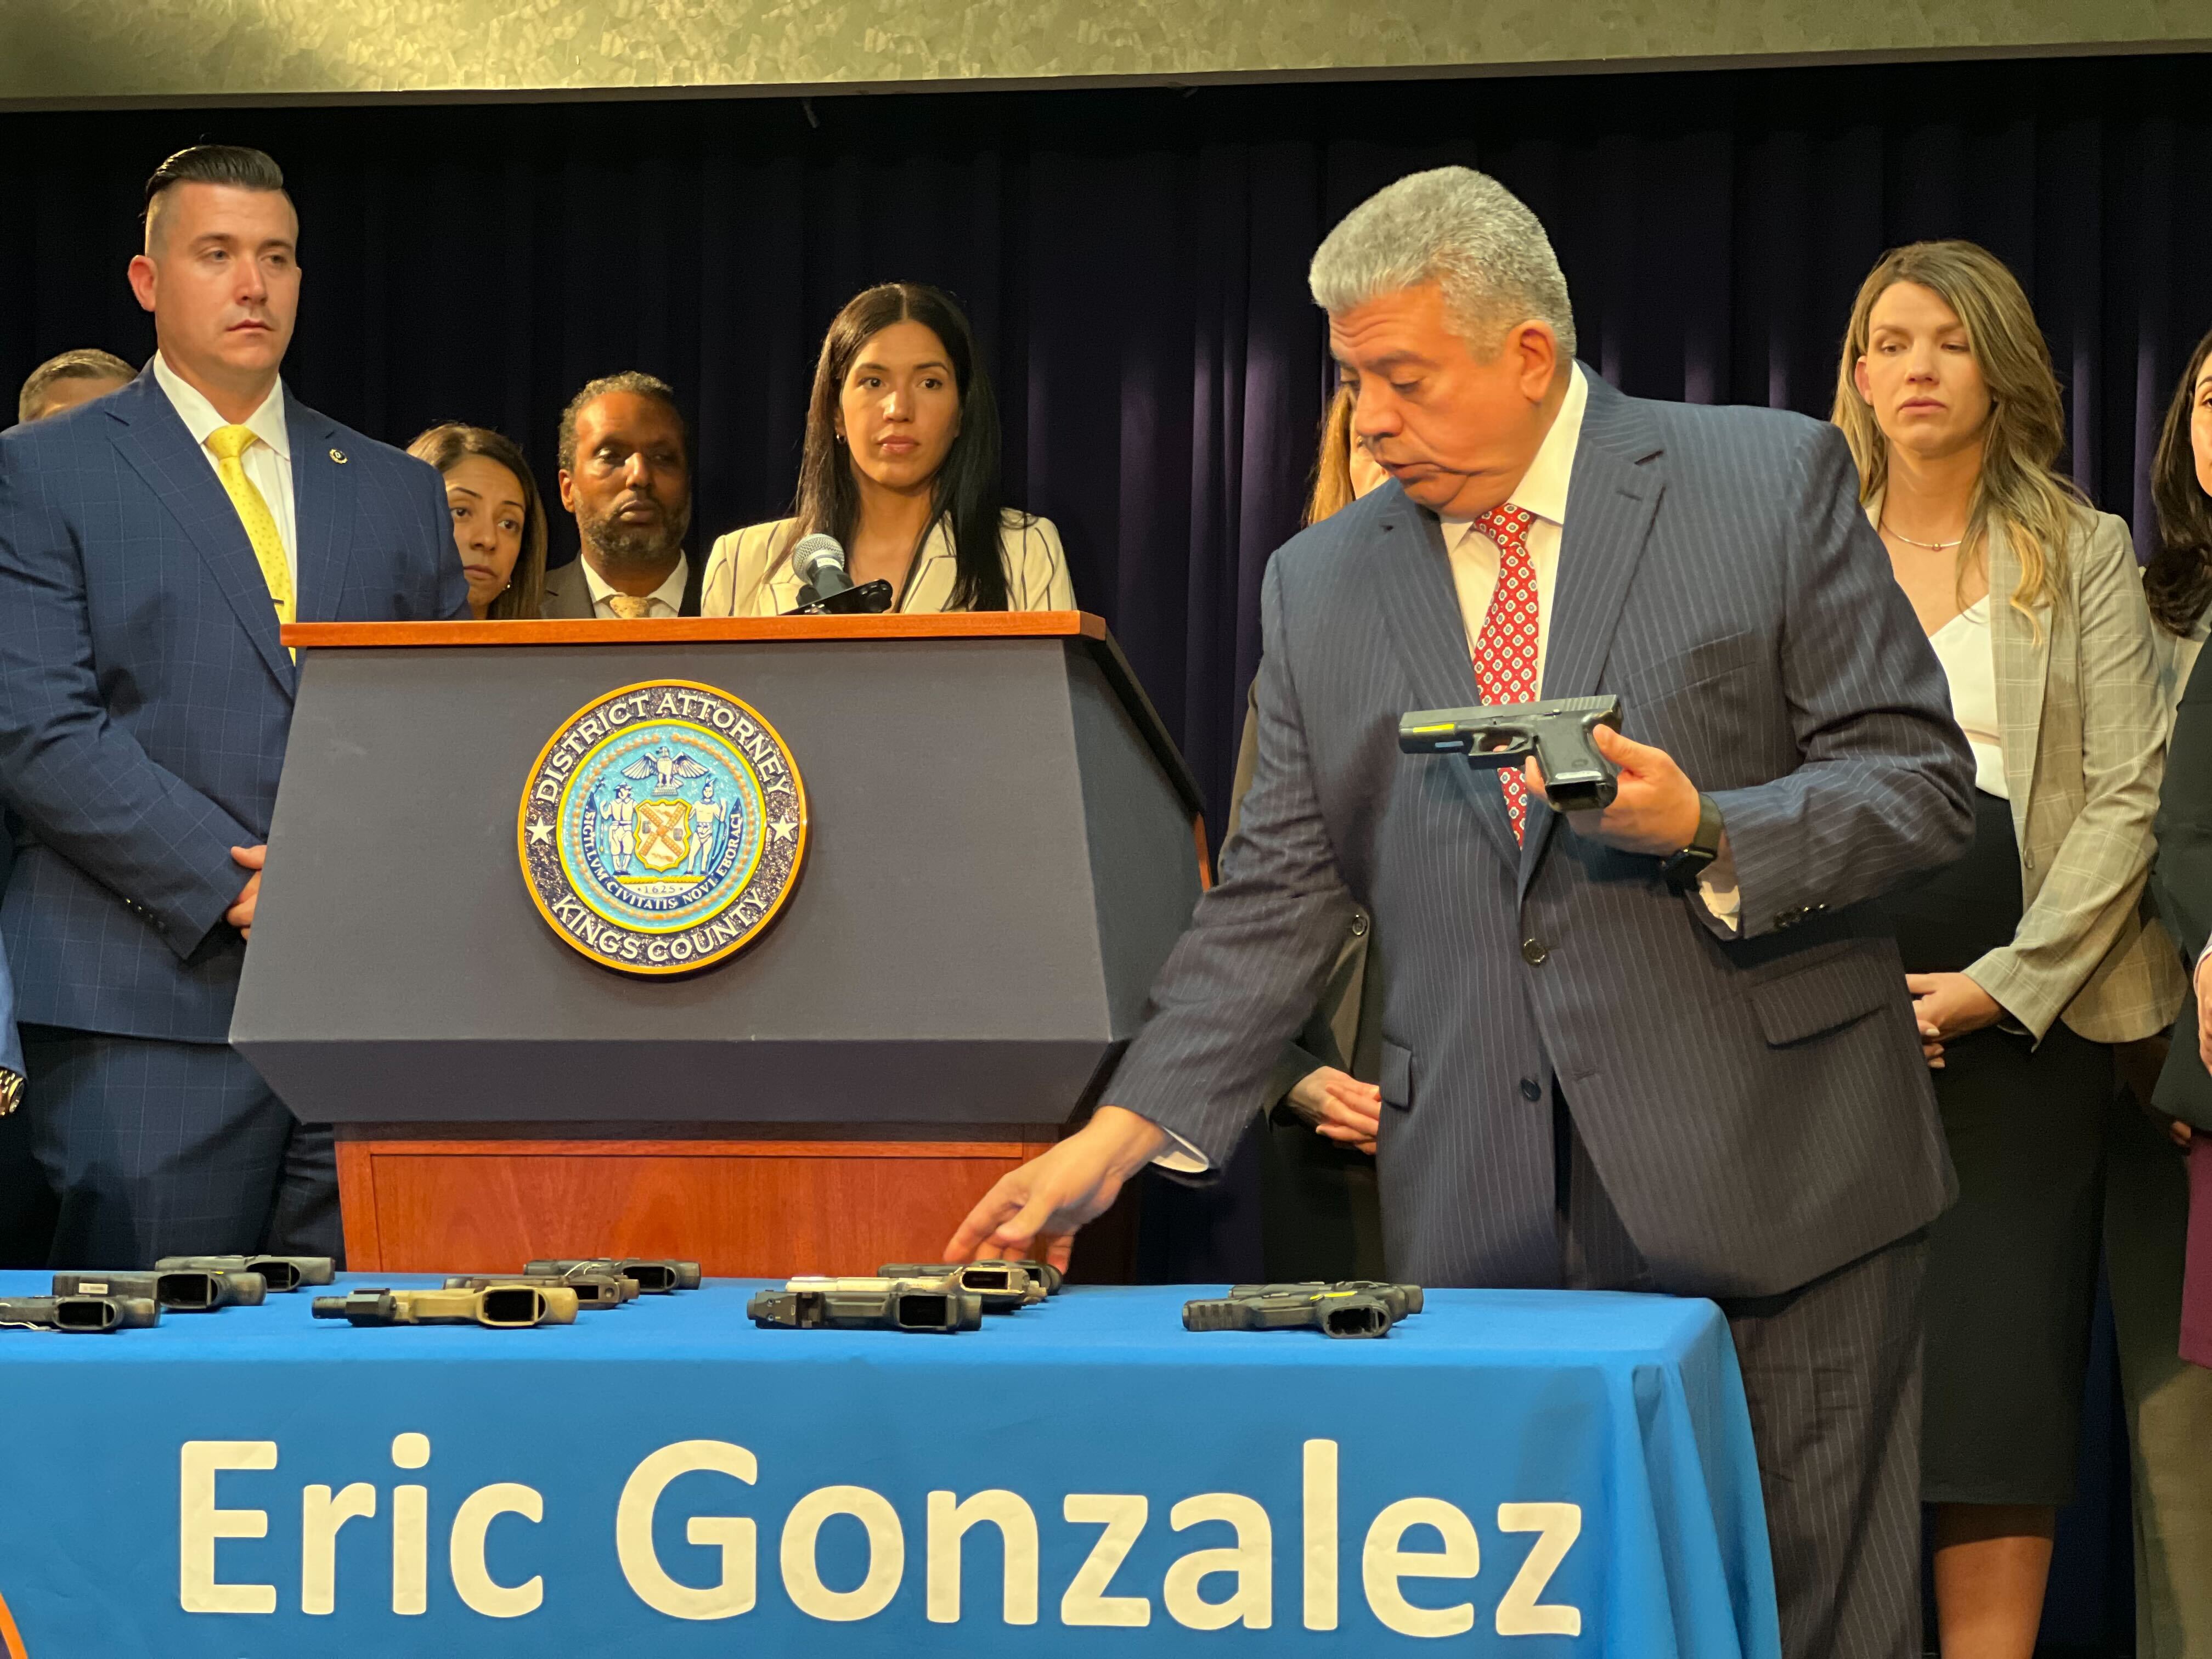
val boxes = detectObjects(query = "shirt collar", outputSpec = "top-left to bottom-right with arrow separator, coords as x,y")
580,551 -> 690,614
1438,361 -> 1588,544
153,351 -> 290,461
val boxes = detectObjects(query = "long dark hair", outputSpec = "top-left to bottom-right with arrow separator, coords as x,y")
405,424 -> 549,620
2146,324 -> 2212,638
791,283 -> 1012,611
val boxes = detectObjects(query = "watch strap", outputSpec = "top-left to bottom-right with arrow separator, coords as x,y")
1661,794 -> 1724,892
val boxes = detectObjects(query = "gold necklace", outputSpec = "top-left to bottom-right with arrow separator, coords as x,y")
1880,517 -> 1963,552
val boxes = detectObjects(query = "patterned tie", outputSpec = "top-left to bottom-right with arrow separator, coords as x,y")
205,424 -> 296,656
605,594 -> 654,619
1469,504 -> 1542,843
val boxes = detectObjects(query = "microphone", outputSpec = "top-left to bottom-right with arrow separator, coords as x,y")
791,533 -> 856,601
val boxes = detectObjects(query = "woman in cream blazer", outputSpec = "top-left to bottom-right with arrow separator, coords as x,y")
703,509 -> 1072,617
701,280 -> 1073,618
1837,240 -> 2181,1657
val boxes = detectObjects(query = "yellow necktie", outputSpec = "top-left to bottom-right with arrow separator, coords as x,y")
206,424 -> 296,655
606,594 -> 653,619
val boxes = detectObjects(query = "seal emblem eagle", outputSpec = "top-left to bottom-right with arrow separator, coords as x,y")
518,680 -> 806,974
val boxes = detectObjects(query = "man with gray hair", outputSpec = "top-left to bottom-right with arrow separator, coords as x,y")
950,166 -> 1973,1658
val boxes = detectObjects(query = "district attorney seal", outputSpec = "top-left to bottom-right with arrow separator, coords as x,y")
518,680 -> 806,974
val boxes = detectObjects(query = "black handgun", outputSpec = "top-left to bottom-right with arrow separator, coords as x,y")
1399,695 -> 1623,810
156,1254 -> 335,1293
878,1261 -> 1046,1312
524,1258 -> 701,1294
1183,1280 -> 1423,1339
54,1268 -> 266,1311
0,1294 -> 161,1333
443,1271 -> 636,1309
1226,1280 -> 1424,1319
747,1274 -> 984,1333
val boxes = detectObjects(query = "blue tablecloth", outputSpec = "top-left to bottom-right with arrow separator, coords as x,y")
0,1274 -> 1778,1657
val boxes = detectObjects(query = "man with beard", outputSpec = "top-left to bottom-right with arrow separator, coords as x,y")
541,371 -> 702,618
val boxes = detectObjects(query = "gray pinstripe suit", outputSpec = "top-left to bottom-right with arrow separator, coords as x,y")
1109,372 -> 1977,1658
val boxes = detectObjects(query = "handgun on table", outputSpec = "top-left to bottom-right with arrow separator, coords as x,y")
312,1285 -> 579,1328
1399,695 -> 1623,811
157,1253 -> 335,1293
443,1271 -> 636,1309
1226,1280 -> 1424,1319
877,1261 -> 1048,1312
0,1294 -> 161,1333
1182,1281 -> 1421,1339
54,1268 -> 266,1311
524,1258 -> 701,1294
748,1274 -> 984,1333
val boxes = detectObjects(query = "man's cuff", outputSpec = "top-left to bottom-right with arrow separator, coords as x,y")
1152,1127 -> 1211,1175
1697,838 -> 1741,934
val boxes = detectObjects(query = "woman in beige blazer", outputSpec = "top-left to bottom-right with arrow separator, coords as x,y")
701,282 -> 1073,617
1836,240 -> 2182,1659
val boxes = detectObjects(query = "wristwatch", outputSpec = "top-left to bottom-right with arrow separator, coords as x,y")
1660,794 -> 1725,893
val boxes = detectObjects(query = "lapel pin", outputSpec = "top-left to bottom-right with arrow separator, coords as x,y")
330,448 -> 348,464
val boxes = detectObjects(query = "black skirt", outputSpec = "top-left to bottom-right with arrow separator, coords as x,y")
1877,789 -> 2106,1506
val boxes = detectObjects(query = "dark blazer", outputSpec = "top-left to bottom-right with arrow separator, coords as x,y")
2152,656 -> 2212,1130
538,552 -> 703,619
1109,372 -> 1976,1298
0,368 -> 466,1045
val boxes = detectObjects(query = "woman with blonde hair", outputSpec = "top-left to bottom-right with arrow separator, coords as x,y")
1302,383 -> 1389,526
1835,240 -> 2181,1658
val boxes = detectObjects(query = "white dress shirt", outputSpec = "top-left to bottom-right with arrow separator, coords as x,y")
1435,362 -> 1587,692
154,353 -> 297,589
580,553 -> 690,619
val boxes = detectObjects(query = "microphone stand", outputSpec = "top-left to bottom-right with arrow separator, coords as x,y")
786,578 -> 894,617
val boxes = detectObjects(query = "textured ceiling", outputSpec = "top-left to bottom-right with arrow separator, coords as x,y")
3,0 -> 2207,105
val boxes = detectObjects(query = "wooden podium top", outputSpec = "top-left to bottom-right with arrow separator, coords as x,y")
283,611 -> 1109,649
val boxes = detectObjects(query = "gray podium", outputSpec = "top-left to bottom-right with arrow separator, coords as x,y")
233,612 -> 1206,1277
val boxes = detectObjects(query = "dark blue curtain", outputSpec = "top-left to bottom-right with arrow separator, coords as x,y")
9,54 -> 2212,851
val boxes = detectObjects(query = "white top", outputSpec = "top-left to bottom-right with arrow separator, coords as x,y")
154,353 -> 297,589
579,553 -> 690,620
1927,598 -> 2007,799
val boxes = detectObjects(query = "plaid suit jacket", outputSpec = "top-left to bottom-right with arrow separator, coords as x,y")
0,368 -> 466,1043
1107,373 -> 1976,1298
1972,509 -> 2183,1043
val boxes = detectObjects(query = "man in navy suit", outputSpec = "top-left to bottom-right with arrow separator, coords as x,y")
953,170 -> 1974,1658
0,145 -> 465,1266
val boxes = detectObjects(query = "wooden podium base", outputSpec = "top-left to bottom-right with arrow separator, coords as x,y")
335,1124 -> 1066,1279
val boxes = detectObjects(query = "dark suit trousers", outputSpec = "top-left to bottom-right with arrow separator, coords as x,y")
1558,1096 -> 1925,1659
19,1028 -> 341,1266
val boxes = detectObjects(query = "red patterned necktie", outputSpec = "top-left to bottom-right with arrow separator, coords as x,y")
1469,504 -> 1542,843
